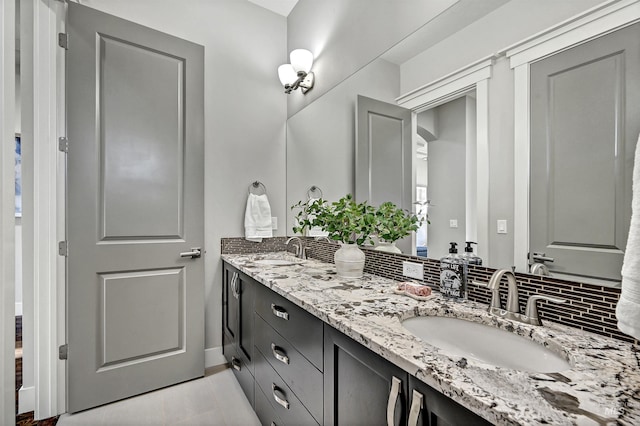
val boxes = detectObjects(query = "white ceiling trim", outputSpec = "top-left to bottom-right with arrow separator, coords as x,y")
247,0 -> 299,17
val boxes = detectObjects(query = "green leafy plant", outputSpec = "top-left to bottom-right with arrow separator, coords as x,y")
292,195 -> 421,246
374,201 -> 421,243
292,194 -> 377,245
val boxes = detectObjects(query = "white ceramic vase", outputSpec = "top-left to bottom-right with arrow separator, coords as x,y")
334,243 -> 365,278
374,241 -> 402,254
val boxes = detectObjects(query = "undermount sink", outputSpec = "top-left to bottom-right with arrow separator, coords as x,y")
252,258 -> 301,266
401,316 -> 571,373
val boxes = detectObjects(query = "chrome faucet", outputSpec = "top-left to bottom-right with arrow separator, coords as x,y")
484,269 -> 567,326
487,269 -> 521,321
530,262 -> 550,276
285,236 -> 306,259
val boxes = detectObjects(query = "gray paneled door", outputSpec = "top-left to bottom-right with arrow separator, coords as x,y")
66,3 -> 204,412
356,95 -> 413,253
530,22 -> 640,282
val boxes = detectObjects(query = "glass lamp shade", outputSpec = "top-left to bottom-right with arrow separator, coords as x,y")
278,64 -> 298,86
290,49 -> 314,74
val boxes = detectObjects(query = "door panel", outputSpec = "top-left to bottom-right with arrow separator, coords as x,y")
356,95 -> 413,253
100,269 -> 183,366
100,35 -> 185,239
530,22 -> 640,282
67,3 -> 204,412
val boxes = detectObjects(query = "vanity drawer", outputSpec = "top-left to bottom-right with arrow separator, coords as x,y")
255,284 -> 323,370
255,315 -> 323,423
254,350 -> 319,426
255,384 -> 284,426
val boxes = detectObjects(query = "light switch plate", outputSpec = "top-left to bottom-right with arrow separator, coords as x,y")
403,261 -> 424,280
449,219 -> 458,228
497,219 -> 507,234
271,217 -> 278,230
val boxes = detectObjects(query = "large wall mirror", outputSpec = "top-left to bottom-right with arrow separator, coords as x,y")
286,1 -> 640,289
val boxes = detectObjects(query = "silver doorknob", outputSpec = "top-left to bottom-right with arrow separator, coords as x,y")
180,248 -> 202,259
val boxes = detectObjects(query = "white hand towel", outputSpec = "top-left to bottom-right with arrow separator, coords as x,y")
307,198 -> 329,237
245,193 -> 273,242
617,133 -> 640,340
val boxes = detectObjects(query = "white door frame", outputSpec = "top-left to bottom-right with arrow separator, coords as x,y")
1,0 -> 16,423
20,0 -> 66,419
396,55 -> 493,264
503,0 -> 640,273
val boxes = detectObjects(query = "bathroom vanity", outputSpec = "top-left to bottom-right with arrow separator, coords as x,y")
221,253 -> 640,425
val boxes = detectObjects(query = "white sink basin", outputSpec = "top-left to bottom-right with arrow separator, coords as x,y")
401,316 -> 570,373
252,258 -> 300,266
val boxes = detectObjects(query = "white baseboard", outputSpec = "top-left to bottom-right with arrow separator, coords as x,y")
15,302 -> 22,316
18,385 -> 35,414
205,346 -> 226,369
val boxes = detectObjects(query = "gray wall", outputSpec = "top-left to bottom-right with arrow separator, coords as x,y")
427,97 -> 467,259
84,0 -> 287,351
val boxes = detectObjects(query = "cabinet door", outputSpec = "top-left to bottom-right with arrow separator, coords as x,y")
407,376 -> 491,426
222,265 -> 238,357
324,325 -> 407,426
236,272 -> 255,370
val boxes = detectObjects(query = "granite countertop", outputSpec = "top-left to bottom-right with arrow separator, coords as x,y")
221,252 -> 640,426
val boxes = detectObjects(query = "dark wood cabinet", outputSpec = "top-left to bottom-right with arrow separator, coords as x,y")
222,261 -> 493,426
222,263 -> 255,405
407,377 -> 492,426
324,324 -> 408,426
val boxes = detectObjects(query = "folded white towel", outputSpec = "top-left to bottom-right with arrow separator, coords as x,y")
307,198 -> 329,238
245,193 -> 273,242
617,133 -> 640,340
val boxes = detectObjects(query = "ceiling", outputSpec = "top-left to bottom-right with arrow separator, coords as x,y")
247,0 -> 299,17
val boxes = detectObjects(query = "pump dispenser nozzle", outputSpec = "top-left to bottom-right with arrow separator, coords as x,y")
464,241 -> 478,253
448,242 -> 458,254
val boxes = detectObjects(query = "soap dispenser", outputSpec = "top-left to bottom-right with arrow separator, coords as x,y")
439,242 -> 467,301
462,241 -> 483,266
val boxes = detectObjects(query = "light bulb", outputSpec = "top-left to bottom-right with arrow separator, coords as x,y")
278,64 -> 297,86
290,49 -> 313,74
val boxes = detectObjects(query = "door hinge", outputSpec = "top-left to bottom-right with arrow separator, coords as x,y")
58,137 -> 68,153
58,33 -> 68,50
58,344 -> 68,360
58,241 -> 68,257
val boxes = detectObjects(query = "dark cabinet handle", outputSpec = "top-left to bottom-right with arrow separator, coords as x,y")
272,384 -> 290,409
386,376 -> 402,426
231,356 -> 241,371
408,389 -> 424,426
271,343 -> 290,365
271,304 -> 289,320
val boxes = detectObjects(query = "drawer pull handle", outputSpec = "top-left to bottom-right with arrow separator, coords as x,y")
271,343 -> 290,365
272,384 -> 290,410
386,376 -> 402,426
271,304 -> 289,320
408,390 -> 424,426
231,357 -> 241,371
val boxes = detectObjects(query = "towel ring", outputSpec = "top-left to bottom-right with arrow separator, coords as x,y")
248,181 -> 267,195
307,185 -> 323,200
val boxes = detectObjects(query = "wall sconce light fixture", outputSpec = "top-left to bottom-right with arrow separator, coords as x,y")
278,49 -> 315,94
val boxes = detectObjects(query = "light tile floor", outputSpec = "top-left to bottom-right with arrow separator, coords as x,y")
57,367 -> 261,426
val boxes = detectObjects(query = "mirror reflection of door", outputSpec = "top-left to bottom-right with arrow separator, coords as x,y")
355,95 -> 413,254
356,93 -> 478,259
416,94 -> 477,260
530,22 -> 640,284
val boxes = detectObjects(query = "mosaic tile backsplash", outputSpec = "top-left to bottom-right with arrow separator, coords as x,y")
221,237 -> 635,344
